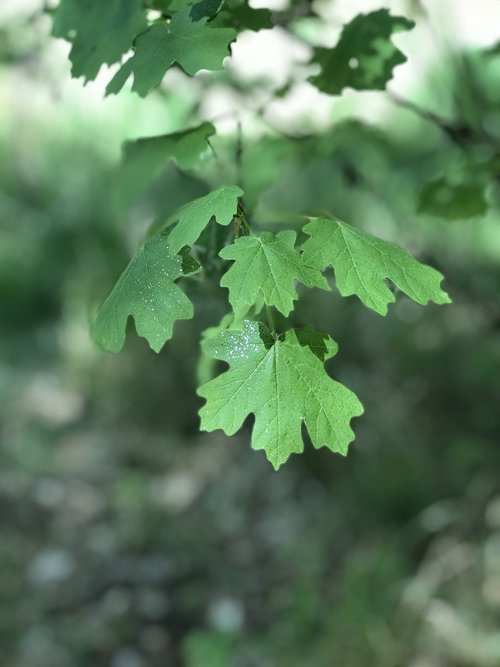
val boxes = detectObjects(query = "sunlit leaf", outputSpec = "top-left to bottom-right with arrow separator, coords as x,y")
220,230 -> 329,316
198,320 -> 363,469
92,233 -> 199,353
301,217 -> 451,314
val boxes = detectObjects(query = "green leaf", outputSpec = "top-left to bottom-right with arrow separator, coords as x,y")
301,217 -> 451,315
419,176 -> 489,220
196,311 -> 241,385
198,320 -> 363,469
116,122 -> 215,204
156,0 -> 223,19
188,0 -> 224,19
92,233 -> 200,353
166,185 -> 243,255
211,0 -> 273,32
106,8 -> 237,97
219,230 -> 329,316
52,0 -> 146,81
309,9 -> 415,95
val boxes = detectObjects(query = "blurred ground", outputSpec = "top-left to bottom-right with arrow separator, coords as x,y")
1,2 -> 500,666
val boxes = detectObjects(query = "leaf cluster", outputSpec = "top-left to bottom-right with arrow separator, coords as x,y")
52,0 -> 453,467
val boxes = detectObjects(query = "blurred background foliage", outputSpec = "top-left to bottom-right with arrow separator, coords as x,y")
1,1 -> 500,666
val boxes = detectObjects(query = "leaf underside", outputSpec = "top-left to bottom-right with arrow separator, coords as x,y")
107,8 -> 237,97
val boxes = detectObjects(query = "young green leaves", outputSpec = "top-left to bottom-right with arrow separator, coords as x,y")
220,231 -> 329,316
309,9 -> 415,95
52,3 -> 452,469
91,176 -> 451,466
198,321 -> 363,469
301,217 -> 451,315
92,234 -> 199,353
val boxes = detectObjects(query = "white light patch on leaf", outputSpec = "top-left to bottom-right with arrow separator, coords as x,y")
92,234 -> 199,353
198,320 -> 363,469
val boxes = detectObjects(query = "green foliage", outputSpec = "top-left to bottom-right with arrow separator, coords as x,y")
92,233 -> 200,353
107,7 -> 236,96
166,185 -> 243,255
211,0 -> 273,32
198,321 -> 363,469
301,218 -> 451,315
51,0 -> 455,467
310,9 -> 415,95
116,123 -> 215,204
220,230 -> 329,316
52,0 -> 146,81
6,7 -> 500,665
419,175 -> 489,220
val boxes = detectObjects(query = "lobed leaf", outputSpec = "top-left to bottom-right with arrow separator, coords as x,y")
301,217 -> 451,315
309,9 -> 415,95
106,7 -> 237,97
166,185 -> 243,255
198,321 -> 363,469
52,0 -> 146,81
92,233 -> 200,353
219,230 -> 329,316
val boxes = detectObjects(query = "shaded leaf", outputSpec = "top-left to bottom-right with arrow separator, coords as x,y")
198,320 -> 363,469
155,0 -> 223,18
309,9 -> 415,95
301,217 -> 451,315
116,122 -> 215,204
166,185 -> 243,255
92,233 -> 200,353
107,8 -> 236,96
211,0 -> 273,31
